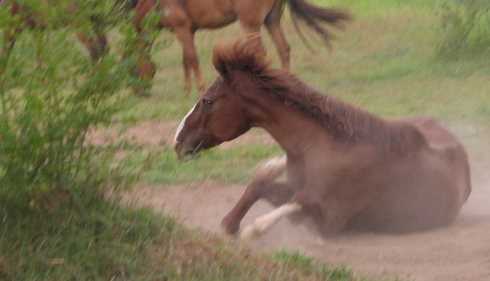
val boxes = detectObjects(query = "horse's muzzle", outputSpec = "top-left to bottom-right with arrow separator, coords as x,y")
174,141 -> 202,161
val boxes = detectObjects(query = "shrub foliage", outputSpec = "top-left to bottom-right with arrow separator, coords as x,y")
0,0 -> 136,202
438,0 -> 490,57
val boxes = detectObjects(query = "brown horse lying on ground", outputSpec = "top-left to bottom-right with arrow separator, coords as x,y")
174,36 -> 471,239
134,0 -> 350,94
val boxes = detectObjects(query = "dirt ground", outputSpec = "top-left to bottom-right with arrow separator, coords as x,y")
124,122 -> 490,281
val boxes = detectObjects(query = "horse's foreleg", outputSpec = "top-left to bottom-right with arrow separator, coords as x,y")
221,156 -> 292,235
175,28 -> 203,95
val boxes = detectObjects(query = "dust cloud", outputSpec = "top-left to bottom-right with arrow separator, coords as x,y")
126,123 -> 490,281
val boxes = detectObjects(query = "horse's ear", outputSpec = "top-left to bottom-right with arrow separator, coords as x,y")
213,34 -> 267,80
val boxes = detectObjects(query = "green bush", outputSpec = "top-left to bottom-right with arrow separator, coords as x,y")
0,0 -> 135,204
437,0 -> 490,57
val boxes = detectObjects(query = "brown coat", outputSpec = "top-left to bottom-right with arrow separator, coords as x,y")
174,36 -> 471,236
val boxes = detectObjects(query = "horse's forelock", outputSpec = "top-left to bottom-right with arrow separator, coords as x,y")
212,34 -> 268,78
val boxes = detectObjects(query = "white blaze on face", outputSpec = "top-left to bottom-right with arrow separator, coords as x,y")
174,104 -> 197,145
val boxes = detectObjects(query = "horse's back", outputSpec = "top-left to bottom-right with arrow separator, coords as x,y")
412,117 -> 471,201
350,118 -> 471,232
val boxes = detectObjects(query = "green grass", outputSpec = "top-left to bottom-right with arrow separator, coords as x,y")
3,1 -> 490,280
122,144 -> 282,185
118,1 -> 490,125
113,0 -> 490,189
272,250 -> 356,281
0,190 -> 378,281
0,191 -> 177,280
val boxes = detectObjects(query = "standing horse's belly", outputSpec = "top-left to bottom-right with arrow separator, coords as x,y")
184,0 -> 237,29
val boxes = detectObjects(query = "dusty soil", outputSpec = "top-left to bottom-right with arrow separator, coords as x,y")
123,122 -> 490,281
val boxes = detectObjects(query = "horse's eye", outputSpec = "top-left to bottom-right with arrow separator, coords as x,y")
203,98 -> 213,106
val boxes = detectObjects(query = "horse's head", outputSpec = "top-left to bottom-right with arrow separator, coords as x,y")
173,77 -> 251,160
174,34 -> 267,160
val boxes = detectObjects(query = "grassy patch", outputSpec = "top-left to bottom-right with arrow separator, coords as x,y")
0,191 -> 177,280
272,250 -> 355,281
436,0 -> 490,57
0,191 -> 383,281
120,1 -> 490,126
122,144 -> 282,185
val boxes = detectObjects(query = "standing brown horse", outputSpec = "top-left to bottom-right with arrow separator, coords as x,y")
174,36 -> 472,239
133,0 -> 350,94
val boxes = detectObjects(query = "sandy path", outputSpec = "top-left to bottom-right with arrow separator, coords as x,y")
124,124 -> 490,281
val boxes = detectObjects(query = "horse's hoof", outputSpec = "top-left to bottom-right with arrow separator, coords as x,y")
220,217 -> 239,236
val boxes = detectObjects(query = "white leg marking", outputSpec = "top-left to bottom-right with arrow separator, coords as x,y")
255,155 -> 287,180
173,103 -> 197,145
262,155 -> 287,170
240,202 -> 301,240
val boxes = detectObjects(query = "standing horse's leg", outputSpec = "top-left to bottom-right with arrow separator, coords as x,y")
76,31 -> 108,61
136,31 -> 156,95
221,156 -> 295,235
120,27 -> 156,96
128,0 -> 157,96
174,27 -> 204,95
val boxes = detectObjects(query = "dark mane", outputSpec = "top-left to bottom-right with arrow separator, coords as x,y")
212,36 -> 426,153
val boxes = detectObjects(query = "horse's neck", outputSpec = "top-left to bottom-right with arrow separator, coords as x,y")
252,98 -> 329,157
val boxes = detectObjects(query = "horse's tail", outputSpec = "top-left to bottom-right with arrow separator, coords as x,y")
461,148 -> 472,203
286,0 -> 351,48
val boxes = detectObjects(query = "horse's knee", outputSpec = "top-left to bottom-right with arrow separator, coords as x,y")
182,49 -> 198,69
254,155 -> 286,184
